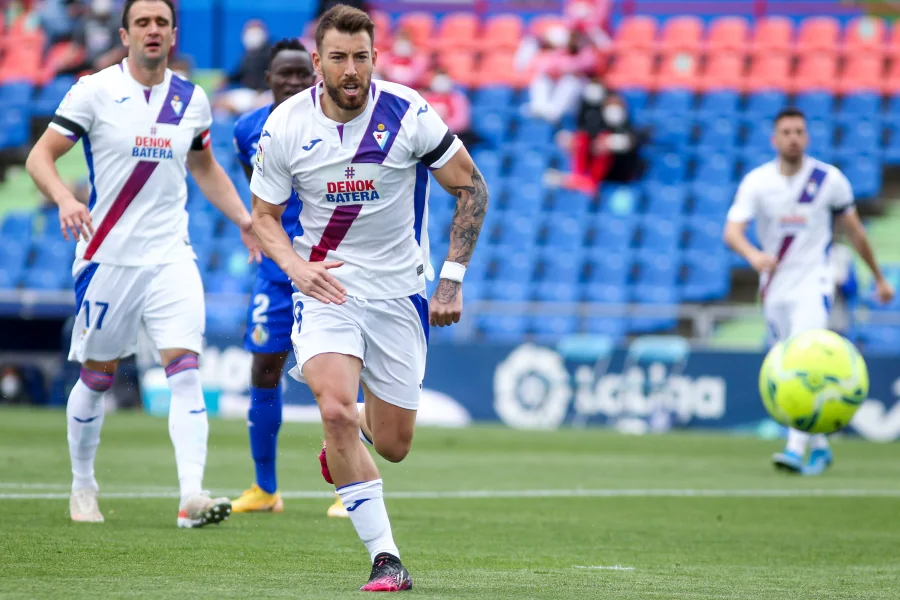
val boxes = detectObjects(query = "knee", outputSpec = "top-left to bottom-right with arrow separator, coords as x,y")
250,356 -> 283,389
319,396 -> 359,433
374,436 -> 412,464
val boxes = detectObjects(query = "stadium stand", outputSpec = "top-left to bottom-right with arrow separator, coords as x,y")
0,8 -> 898,349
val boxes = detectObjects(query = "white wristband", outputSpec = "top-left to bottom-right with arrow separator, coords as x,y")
440,261 -> 466,283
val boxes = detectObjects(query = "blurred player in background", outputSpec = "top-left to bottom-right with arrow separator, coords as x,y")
231,38 -> 349,518
250,5 -> 488,591
25,0 -> 261,527
724,108 -> 894,475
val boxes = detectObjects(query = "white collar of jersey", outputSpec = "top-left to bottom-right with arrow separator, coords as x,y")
312,80 -> 377,129
120,58 -> 172,96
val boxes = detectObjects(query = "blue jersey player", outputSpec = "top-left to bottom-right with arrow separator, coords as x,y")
229,39 -> 344,515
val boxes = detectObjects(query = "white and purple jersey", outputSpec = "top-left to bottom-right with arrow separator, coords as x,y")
250,80 -> 461,300
50,59 -> 212,271
727,156 -> 854,301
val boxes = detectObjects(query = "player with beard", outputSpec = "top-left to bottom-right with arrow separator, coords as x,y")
250,4 -> 489,591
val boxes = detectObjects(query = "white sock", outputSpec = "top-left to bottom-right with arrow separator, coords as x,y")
786,428 -> 810,456
67,374 -> 111,492
358,403 -> 374,447
337,479 -> 399,562
810,434 -> 830,451
166,356 -> 207,504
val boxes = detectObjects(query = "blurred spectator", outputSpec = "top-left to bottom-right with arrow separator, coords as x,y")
421,68 -> 475,149
829,241 -> 858,336
318,0 -> 366,17
56,0 -> 126,76
214,20 -> 273,115
169,55 -> 194,79
377,29 -> 427,89
547,88 -> 643,195
39,0 -> 83,46
0,366 -> 31,405
565,0 -> 613,50
526,25 -> 598,125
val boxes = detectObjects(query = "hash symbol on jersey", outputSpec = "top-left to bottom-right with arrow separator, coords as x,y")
345,167 -> 355,179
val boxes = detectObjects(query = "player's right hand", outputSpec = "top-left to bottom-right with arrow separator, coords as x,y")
58,197 -> 93,242
291,260 -> 347,305
749,251 -> 778,274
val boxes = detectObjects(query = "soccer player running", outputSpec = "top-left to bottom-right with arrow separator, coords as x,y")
25,0 -> 261,527
230,39 -> 349,518
724,108 -> 894,475
250,5 -> 488,591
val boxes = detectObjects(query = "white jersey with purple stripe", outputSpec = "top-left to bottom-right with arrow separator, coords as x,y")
49,59 -> 212,270
250,79 -> 462,300
727,156 -> 854,301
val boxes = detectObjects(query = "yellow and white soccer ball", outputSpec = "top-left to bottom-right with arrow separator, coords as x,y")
759,329 -> 869,434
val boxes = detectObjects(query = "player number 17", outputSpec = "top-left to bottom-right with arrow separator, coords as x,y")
82,300 -> 110,330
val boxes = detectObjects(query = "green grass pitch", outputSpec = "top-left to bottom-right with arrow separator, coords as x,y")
2,406 -> 899,599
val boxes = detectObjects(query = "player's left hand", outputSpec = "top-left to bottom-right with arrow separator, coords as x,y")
429,279 -> 463,327
239,217 -> 263,263
874,277 -> 895,305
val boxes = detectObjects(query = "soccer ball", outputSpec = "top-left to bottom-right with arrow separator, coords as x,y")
758,329 -> 869,434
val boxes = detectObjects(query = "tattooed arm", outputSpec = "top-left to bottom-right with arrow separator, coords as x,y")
429,145 -> 490,327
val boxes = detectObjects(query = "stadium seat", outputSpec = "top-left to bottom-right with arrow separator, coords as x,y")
685,216 -> 725,252
582,317 -> 627,340
538,251 -> 584,285
745,54 -> 792,93
504,182 -> 545,215
396,12 -> 435,48
743,119 -> 775,151
495,215 -> 540,247
606,51 -> 655,90
514,120 -> 555,149
796,16 -> 840,55
638,216 -> 682,252
794,92 -> 835,121
33,75 -> 74,116
207,272 -> 250,295
437,50 -> 478,88
585,250 -> 631,286
488,279 -> 532,302
477,51 -> 529,88
22,268 -> 67,291
30,239 -> 73,270
472,86 -> 515,112
542,217 -> 587,251
0,211 -> 33,239
0,81 -> 33,107
751,16 -> 794,56
697,116 -> 739,148
655,51 -> 700,91
479,14 -> 524,51
844,16 -> 886,56
547,189 -> 592,216
793,54 -> 838,93
531,314 -> 579,340
649,116 -> 691,148
614,15 -> 658,52
0,266 -> 20,290
706,16 -> 750,54
682,250 -> 730,301
659,16 -> 704,53
840,54 -> 885,94
646,152 -> 686,185
584,282 -> 629,304
691,182 -> 734,217
843,155 -> 882,198
643,182 -> 687,216
806,119 -> 835,154
0,106 -> 30,149
471,111 -> 509,147
744,91 -> 787,121
476,314 -> 529,342
618,88 -> 650,114
839,119 -> 881,156
590,216 -> 637,250
634,250 -> 679,287
433,13 -> 480,50
698,52 -> 745,92
629,285 -> 679,332
739,148 -> 774,176
840,92 -> 882,121
494,249 -> 537,283
694,153 -> 735,185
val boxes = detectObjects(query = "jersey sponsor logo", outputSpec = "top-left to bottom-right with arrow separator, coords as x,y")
372,123 -> 391,150
132,135 -> 174,159
302,138 -> 322,151
115,96 -> 130,104
779,214 -> 808,232
324,165 -> 380,203
417,105 -> 428,116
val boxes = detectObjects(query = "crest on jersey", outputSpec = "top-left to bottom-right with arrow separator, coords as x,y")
251,324 -> 269,346
806,181 -> 818,197
170,95 -> 184,116
373,123 -> 390,150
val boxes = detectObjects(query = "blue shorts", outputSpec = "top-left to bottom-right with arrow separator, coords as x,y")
243,277 -> 295,354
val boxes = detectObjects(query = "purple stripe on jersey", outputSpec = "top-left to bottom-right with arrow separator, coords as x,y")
337,124 -> 344,142
797,167 -> 828,203
308,204 -> 364,262
352,91 -> 411,164
156,75 -> 195,125
84,161 -> 159,260
144,88 -> 151,103
311,86 -> 317,107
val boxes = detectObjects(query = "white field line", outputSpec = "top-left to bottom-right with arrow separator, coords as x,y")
573,565 -> 636,571
2,485 -> 900,501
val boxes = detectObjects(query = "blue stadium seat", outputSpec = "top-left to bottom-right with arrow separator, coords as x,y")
682,250 -> 730,301
1,211 -> 33,239
538,251 -> 583,283
697,90 -> 740,118
696,116 -> 738,148
590,216 -> 637,250
838,119 -> 881,156
488,280 -> 532,302
884,120 -> 900,164
650,117 -> 692,148
583,282 -> 628,304
534,282 -> 580,303
685,216 -> 725,251
472,86 -> 515,112
644,182 -> 687,216
471,111 -> 510,147
646,152 -> 686,184
598,184 -> 640,216
840,92 -> 881,122
477,314 -> 529,342
463,255 -> 490,282
855,325 -> 900,353
494,215 -> 540,247
502,181 -> 545,215
638,216 -> 682,252
619,88 -> 650,113
493,249 -> 537,282
582,317 -> 627,340
514,118 -> 554,148
212,146 -> 235,171
843,155 -> 882,199
508,150 -> 549,183
542,216 -> 587,250
629,285 -> 679,332
472,148 -> 502,176
188,212 -> 216,245
743,118 -> 775,151
210,117 -> 236,149
34,76 -> 75,116
694,152 -> 735,185
22,268 -> 67,290
691,182 -> 734,217
738,148 -> 773,176
462,280 -> 486,302
193,245 -> 214,273
634,250 -> 679,287
806,119 -> 835,155
548,189 -> 592,216
653,89 -> 694,115
207,272 -> 250,295
586,250 -> 631,286
0,266 -> 20,290
795,92 -> 834,121
0,82 -> 34,108
30,240 -> 74,270
745,91 -> 787,121
205,301 -> 246,334
0,238 -> 28,271
0,107 -> 29,148
531,314 -> 579,340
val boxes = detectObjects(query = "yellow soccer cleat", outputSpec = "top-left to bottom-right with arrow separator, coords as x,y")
327,494 -> 348,518
231,484 -> 284,513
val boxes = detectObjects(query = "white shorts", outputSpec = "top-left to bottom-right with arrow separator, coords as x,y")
764,294 -> 832,343
289,293 -> 429,411
68,260 -> 205,363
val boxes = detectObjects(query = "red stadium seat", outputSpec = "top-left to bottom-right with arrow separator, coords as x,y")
706,16 -> 749,54
529,14 -> 566,39
839,54 -> 885,94
605,51 -> 655,90
745,53 -> 791,92
477,51 -> 530,88
614,15 -> 657,52
882,57 -> 900,93
438,50 -> 478,88
39,41 -> 85,85
655,51 -> 700,91
751,16 -> 794,56
433,13 -> 480,51
479,14 -> 524,51
659,16 -> 704,53
697,52 -> 746,92
370,10 -> 393,48
844,16 -> 886,55
796,16 -> 840,55
396,12 -> 435,49
792,54 -> 838,93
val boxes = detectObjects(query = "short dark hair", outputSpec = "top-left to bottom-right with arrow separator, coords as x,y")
774,107 -> 806,125
270,38 -> 308,65
122,0 -> 177,30
315,4 -> 375,50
